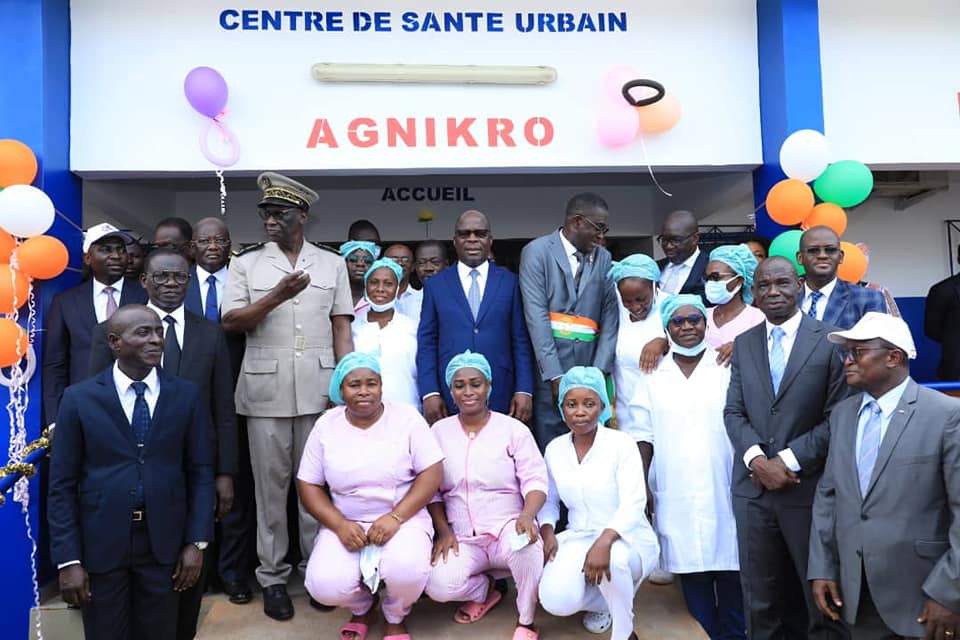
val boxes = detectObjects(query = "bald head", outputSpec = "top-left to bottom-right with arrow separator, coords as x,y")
193,217 -> 232,272
659,210 -> 700,265
798,225 -> 843,288
754,256 -> 803,323
662,210 -> 698,235
107,304 -> 156,337
107,305 -> 164,376
456,210 -> 490,229
454,209 -> 492,268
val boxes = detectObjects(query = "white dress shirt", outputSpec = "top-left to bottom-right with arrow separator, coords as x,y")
659,248 -> 701,295
195,264 -> 228,314
557,229 -> 581,278
856,376 -> 910,461
92,277 -> 125,323
743,310 -> 804,470
457,259 -> 489,301
395,285 -> 423,328
801,278 -> 837,321
351,308 -> 420,411
147,303 -> 185,370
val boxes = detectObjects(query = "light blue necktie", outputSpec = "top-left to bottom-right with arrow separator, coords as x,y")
807,290 -> 823,319
858,401 -> 883,495
467,269 -> 481,319
769,326 -> 786,394
204,274 -> 219,321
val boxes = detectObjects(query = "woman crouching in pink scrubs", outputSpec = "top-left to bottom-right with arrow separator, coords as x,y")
298,351 -> 444,640
425,350 -> 548,640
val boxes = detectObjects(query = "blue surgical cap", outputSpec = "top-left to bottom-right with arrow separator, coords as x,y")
340,240 -> 381,260
659,294 -> 708,329
363,258 -> 403,288
709,244 -> 758,304
444,350 -> 493,399
607,253 -> 661,284
328,351 -> 382,405
557,366 -> 612,426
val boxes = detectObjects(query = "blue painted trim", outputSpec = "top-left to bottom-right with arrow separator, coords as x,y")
753,0 -> 825,239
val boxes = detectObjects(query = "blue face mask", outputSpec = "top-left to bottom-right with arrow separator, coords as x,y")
705,277 -> 741,305
365,292 -> 396,313
669,336 -> 708,357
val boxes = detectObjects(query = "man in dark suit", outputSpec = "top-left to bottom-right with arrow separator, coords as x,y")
42,223 -> 148,425
797,226 -> 887,330
519,193 -> 619,449
924,246 -> 960,381
417,210 -> 534,424
656,209 -> 709,303
724,256 -> 850,639
48,304 -> 214,640
810,312 -> 960,639
87,248 -> 237,639
153,216 -> 196,262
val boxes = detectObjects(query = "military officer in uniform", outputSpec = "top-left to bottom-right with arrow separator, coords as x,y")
221,172 -> 354,621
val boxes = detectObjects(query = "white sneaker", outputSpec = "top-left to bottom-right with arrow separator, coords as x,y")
647,565 -> 674,585
582,611 -> 612,634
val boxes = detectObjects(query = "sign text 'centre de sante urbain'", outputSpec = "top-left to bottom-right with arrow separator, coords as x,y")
219,10 -> 627,33
306,117 -> 554,149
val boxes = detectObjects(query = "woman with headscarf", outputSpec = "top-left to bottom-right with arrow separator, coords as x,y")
297,352 -> 443,640
341,240 -> 381,313
425,351 -> 548,640
352,257 -> 420,410
627,295 -> 744,640
538,367 -> 659,640
704,244 -> 764,363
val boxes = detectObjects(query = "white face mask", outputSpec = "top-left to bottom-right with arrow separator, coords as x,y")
668,335 -> 708,357
365,290 -> 397,312
705,276 -> 742,305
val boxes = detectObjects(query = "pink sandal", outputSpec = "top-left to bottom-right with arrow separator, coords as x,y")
512,626 -> 539,640
383,636 -> 412,640
339,596 -> 379,640
453,578 -> 503,624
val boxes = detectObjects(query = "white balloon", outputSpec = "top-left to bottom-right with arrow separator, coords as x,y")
779,129 -> 831,182
0,185 -> 55,238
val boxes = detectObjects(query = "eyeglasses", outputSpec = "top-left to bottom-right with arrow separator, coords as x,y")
416,257 -> 446,267
257,207 -> 300,221
839,346 -> 891,362
346,255 -> 374,266
668,313 -> 705,327
455,229 -> 490,240
147,271 -> 190,285
387,256 -> 414,265
578,216 -> 610,236
658,233 -> 695,247
193,236 -> 230,248
801,245 -> 841,257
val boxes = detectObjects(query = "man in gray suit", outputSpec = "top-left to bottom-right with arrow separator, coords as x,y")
724,257 -> 849,639
519,192 -> 619,449
809,312 -> 960,639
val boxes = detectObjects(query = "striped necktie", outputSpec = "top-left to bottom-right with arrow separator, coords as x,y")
769,326 -> 786,394
858,401 -> 883,495
807,290 -> 823,319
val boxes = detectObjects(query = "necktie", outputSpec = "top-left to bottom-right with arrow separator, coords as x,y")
104,286 -> 118,319
204,274 -> 219,321
163,316 -> 181,374
807,290 -> 823,319
467,269 -> 481,319
858,401 -> 882,494
769,326 -> 786,394
573,251 -> 584,292
130,381 -> 151,507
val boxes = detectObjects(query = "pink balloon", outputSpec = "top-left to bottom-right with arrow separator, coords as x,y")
596,103 -> 640,148
602,65 -> 641,105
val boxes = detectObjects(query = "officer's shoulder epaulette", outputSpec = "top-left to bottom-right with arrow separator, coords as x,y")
309,241 -> 341,255
232,242 -> 265,257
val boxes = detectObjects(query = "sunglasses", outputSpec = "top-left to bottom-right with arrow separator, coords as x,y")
346,255 -> 374,266
669,313 -> 705,327
839,346 -> 891,362
257,207 -> 300,221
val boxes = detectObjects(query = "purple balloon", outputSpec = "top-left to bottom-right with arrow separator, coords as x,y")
184,66 -> 228,118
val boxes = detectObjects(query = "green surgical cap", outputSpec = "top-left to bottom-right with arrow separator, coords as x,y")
709,244 -> 758,304
444,350 -> 493,399
557,366 -> 612,425
328,351 -> 381,405
659,294 -> 707,329
340,240 -> 381,260
607,253 -> 661,284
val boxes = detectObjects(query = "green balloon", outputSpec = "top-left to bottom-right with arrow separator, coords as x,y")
768,229 -> 805,276
813,160 -> 873,208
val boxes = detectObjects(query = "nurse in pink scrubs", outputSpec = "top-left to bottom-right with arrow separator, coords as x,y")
425,351 -> 548,640
298,351 -> 443,640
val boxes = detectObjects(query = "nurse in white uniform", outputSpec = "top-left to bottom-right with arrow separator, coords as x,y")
538,367 -> 659,640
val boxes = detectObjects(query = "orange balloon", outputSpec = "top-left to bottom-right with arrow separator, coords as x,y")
15,235 -> 69,280
0,265 -> 30,313
0,139 -> 39,188
0,230 -> 15,263
837,241 -> 868,283
801,203 -> 848,236
636,93 -> 681,134
765,179 -> 815,225
0,318 -> 29,367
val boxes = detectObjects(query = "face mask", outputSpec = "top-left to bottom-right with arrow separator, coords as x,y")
365,292 -> 396,312
668,336 -> 708,357
705,277 -> 742,305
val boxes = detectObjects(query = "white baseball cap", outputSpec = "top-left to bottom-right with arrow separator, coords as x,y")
827,312 -> 917,360
82,223 -> 129,253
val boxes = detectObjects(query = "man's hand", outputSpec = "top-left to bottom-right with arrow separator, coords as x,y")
812,579 -> 843,622
270,270 -> 310,304
59,564 -> 91,606
423,395 -> 447,425
918,598 -> 960,640
639,337 -> 669,373
215,474 -> 235,521
715,342 -> 735,368
172,545 -> 203,592
749,455 -> 800,491
551,378 -> 561,405
508,393 -> 533,423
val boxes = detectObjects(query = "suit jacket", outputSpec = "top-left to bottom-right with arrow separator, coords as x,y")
818,279 -> 888,330
925,274 -> 960,380
87,310 -> 238,475
416,263 -> 534,414
724,313 -> 850,505
808,381 -> 960,636
42,278 -> 148,425
184,264 -> 245,381
48,369 -> 215,573
519,231 -> 619,381
657,249 -> 710,304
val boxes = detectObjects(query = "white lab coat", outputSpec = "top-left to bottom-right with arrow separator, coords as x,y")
612,295 -> 666,437
351,308 -> 421,412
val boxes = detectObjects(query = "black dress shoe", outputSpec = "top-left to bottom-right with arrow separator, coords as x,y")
262,584 -> 294,620
223,580 -> 252,605
308,596 -> 335,612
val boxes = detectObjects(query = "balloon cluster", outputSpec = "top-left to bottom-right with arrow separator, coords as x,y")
765,130 -> 872,283
0,140 -> 70,366
596,66 -> 681,148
